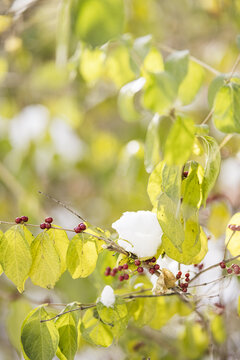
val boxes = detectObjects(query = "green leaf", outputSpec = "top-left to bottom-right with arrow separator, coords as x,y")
143,47 -> 164,73
179,60 -> 205,105
147,161 -> 164,208
200,135 -> 221,205
74,0 -> 124,47
97,298 -> 128,337
21,306 -> 59,360
80,308 -> 113,347
118,77 -> 145,122
29,232 -> 62,289
67,233 -> 98,279
208,74 -> 226,108
165,50 -> 189,88
161,214 -> 201,264
55,303 -> 80,360
132,298 -> 156,327
161,163 -> 182,202
194,124 -> 209,135
213,81 -> 240,133
0,225 -> 32,292
79,47 -> 105,84
180,322 -> 209,359
144,114 -> 161,173
188,227 -> 208,264
6,299 -> 32,354
143,71 -> 178,114
164,116 -> 195,165
181,161 -> 204,218
207,201 -> 231,239
149,296 -> 178,329
157,193 -> 185,252
47,226 -> 69,274
133,35 -> 152,61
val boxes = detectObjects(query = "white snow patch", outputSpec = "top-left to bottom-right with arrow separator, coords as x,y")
112,211 -> 163,258
99,286 -> 115,308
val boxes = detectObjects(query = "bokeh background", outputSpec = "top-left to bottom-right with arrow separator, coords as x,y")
1,0 -> 240,359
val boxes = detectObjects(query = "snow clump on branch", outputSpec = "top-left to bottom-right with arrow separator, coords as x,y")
99,286 -> 116,308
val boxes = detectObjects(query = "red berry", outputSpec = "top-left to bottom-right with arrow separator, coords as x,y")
104,270 -> 110,276
176,274 -> 181,279
124,273 -> 129,280
45,223 -> 51,229
194,264 -> 198,267
185,273 -> 190,277
15,217 -> 21,224
151,257 -> 156,263
227,268 -> 233,274
149,268 -> 155,275
74,226 -> 81,233
112,268 -> 118,274
198,264 -> 204,270
182,288 -> 187,292
118,265 -> 123,271
110,271 -> 116,277
119,275 -> 124,281
134,259 -> 141,266
154,264 -> 160,270
123,264 -> 128,270
185,277 -> 190,282
178,271 -> 182,276
40,223 -> 46,229
106,266 -> 111,272
21,216 -> 28,222
183,171 -> 188,178
233,265 -> 240,274
137,267 -> 144,273
219,261 -> 226,269
45,217 -> 53,224
79,223 -> 86,231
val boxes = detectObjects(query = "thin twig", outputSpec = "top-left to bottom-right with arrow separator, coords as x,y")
227,54 -> 240,81
188,274 -> 233,288
40,304 -> 96,322
219,134 -> 234,150
224,231 -> 236,259
201,109 -> 214,125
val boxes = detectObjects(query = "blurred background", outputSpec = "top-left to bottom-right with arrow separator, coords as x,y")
1,0 -> 240,359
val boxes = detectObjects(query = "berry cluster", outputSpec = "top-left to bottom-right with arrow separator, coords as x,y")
15,216 -> 28,224
74,223 -> 86,233
104,264 -> 129,281
220,261 -> 240,274
176,271 -> 190,292
40,217 -> 53,230
228,224 -> 240,231
194,263 -> 204,270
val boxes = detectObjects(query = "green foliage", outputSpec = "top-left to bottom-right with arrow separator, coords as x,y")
165,50 -> 189,88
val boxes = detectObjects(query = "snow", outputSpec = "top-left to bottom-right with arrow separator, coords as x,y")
112,211 -> 163,258
99,286 -> 115,308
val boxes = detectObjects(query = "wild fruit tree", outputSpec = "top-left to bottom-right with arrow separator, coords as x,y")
1,1 -> 240,359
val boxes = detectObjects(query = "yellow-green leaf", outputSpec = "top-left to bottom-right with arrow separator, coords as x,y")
147,160 -> 164,208
29,232 -> 61,289
225,212 -> 240,258
48,226 -> 69,274
207,201 -> 231,239
0,225 -> 32,292
97,299 -> 128,337
67,233 -> 98,279
210,315 -> 226,343
179,60 -> 205,105
165,50 -> 189,88
21,306 -> 59,360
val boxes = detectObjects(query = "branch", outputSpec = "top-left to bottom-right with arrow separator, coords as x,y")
40,304 -> 96,323
188,274 -> 233,288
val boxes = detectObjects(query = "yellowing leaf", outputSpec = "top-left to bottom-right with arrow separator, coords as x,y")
225,212 -> 240,258
97,299 -> 128,337
21,306 -> 59,360
179,61 -> 205,105
207,201 -> 231,239
162,268 -> 176,288
210,315 -> 226,343
80,308 -> 113,347
191,227 -> 208,264
29,232 -> 62,289
80,47 -> 105,84
143,47 -> 164,73
0,225 -> 32,292
67,233 -> 98,279
48,226 -> 69,274
147,160 -> 164,208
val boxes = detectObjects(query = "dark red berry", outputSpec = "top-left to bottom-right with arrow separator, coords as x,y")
154,264 -> 160,270
15,217 -> 21,224
198,264 -> 204,270
137,267 -> 144,273
124,273 -> 129,280
180,283 -> 184,288
45,223 -> 51,229
227,268 -> 233,274
185,277 -> 190,282
118,265 -> 123,271
233,265 -> 240,274
74,226 -> 81,233
194,264 -> 198,267
185,273 -> 190,278
106,266 -> 111,272
176,274 -> 181,279
40,223 -> 46,229
182,288 -> 187,292
119,275 -> 124,281
21,216 -> 28,222
178,271 -> 182,276
183,171 -> 188,178
151,257 -> 156,263
123,264 -> 128,270
134,259 -> 141,266
104,270 -> 110,276
219,261 -> 226,269
110,271 -> 116,277
79,223 -> 86,231
112,268 -> 118,274
45,217 -> 53,224
149,268 -> 155,275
